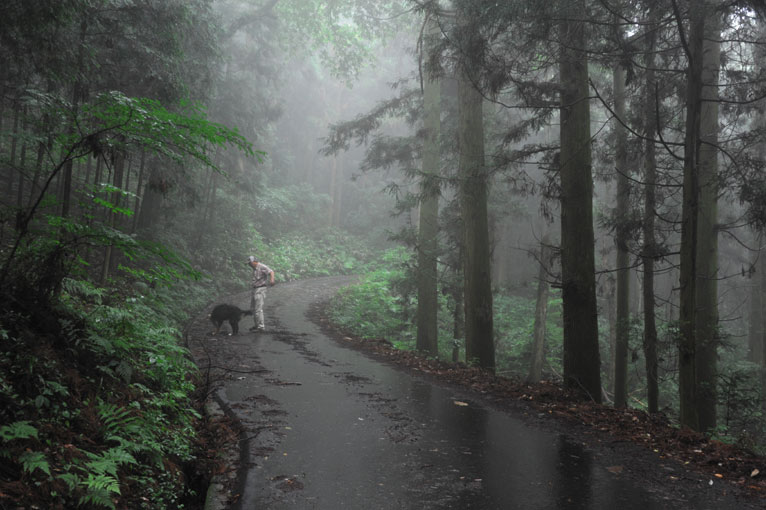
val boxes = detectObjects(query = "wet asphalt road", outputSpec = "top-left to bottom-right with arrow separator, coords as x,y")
189,276 -> 759,510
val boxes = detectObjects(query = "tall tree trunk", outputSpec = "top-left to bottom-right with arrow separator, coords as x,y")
100,154 -> 125,284
749,236 -> 763,363
16,107 -> 28,209
137,168 -> 164,230
678,0 -> 706,431
416,16 -> 442,356
559,0 -> 601,402
332,155 -> 344,227
6,101 -> 21,203
457,10 -> 495,372
115,157 -> 132,231
528,236 -> 551,384
131,152 -> 146,234
28,133 -> 51,209
695,10 -> 721,433
303,138 -> 315,184
60,17 -> 88,219
327,156 -> 337,227
452,249 -> 465,363
83,152 -> 93,189
642,6 -> 661,414
760,246 -> 766,412
606,275 -> 616,394
754,27 -> 766,366
613,63 -> 630,408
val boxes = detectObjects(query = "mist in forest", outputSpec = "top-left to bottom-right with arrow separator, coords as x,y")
4,0 -> 766,507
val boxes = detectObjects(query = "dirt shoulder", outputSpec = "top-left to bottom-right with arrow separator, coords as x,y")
308,300 -> 766,506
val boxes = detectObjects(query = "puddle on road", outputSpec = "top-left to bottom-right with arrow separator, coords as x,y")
226,339 -> 694,510
211,278 -> 744,510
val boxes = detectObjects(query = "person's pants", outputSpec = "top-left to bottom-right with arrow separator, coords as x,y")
250,286 -> 267,329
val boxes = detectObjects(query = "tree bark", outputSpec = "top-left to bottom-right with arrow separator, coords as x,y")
749,237 -> 763,363
642,6 -> 661,414
100,154 -> 125,284
613,62 -> 630,408
678,0 -> 706,431
457,7 -> 494,371
60,18 -> 88,219
332,155 -> 344,227
452,254 -> 465,363
16,107 -> 28,209
131,151 -> 146,234
559,0 -> 601,402
416,16 -> 442,356
137,168 -> 164,230
760,246 -> 766,413
327,156 -> 337,227
695,10 -> 721,433
6,101 -> 21,203
528,236 -> 551,384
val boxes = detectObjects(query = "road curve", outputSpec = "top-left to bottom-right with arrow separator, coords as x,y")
187,276 -> 759,510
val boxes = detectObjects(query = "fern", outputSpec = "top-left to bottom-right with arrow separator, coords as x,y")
78,473 -> 120,510
0,421 -> 38,441
57,472 -> 81,491
114,360 -> 133,383
86,333 -> 115,356
83,473 -> 121,494
86,447 -> 137,477
18,451 -> 51,476
61,277 -> 105,304
98,402 -> 141,437
104,447 -> 137,467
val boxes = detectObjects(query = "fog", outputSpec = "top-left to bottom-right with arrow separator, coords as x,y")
2,0 -> 766,452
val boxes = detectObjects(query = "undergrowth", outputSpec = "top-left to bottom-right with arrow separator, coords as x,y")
326,247 -> 567,372
0,218 -> 379,509
0,274 -> 215,510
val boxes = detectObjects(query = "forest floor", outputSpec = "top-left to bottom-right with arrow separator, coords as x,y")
304,300 -> 766,506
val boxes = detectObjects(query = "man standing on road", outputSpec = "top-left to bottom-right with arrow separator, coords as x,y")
248,255 -> 275,331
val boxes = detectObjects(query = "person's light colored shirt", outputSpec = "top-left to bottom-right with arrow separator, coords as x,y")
251,263 -> 273,288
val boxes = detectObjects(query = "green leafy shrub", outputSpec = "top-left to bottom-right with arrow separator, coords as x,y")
493,292 -> 563,376
328,252 -> 566,375
259,229 -> 374,281
0,273 -> 205,509
328,247 -> 414,347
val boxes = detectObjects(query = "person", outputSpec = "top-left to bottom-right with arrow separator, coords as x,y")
247,255 -> 275,331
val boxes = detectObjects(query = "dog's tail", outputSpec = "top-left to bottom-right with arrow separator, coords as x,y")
243,310 -> 254,316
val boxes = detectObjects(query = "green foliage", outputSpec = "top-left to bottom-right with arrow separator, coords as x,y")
262,229 -> 373,282
55,445 -> 134,510
328,247 -> 414,346
0,3 -> 262,508
714,362 -> 764,447
61,278 -> 106,305
78,473 -> 120,510
272,0 -> 410,81
77,92 -> 256,167
0,421 -> 39,441
19,451 -> 51,476
329,256 -> 567,375
493,292 -> 563,375
255,184 -> 331,233
0,274 -> 205,509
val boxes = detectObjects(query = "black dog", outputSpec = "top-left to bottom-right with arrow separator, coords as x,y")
210,304 -> 253,336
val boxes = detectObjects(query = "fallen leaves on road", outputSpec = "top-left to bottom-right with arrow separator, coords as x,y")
310,300 -> 766,502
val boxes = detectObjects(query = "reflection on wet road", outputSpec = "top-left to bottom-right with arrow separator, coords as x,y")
199,277 -> 749,510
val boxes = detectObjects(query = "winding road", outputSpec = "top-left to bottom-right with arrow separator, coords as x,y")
187,276 -> 759,510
